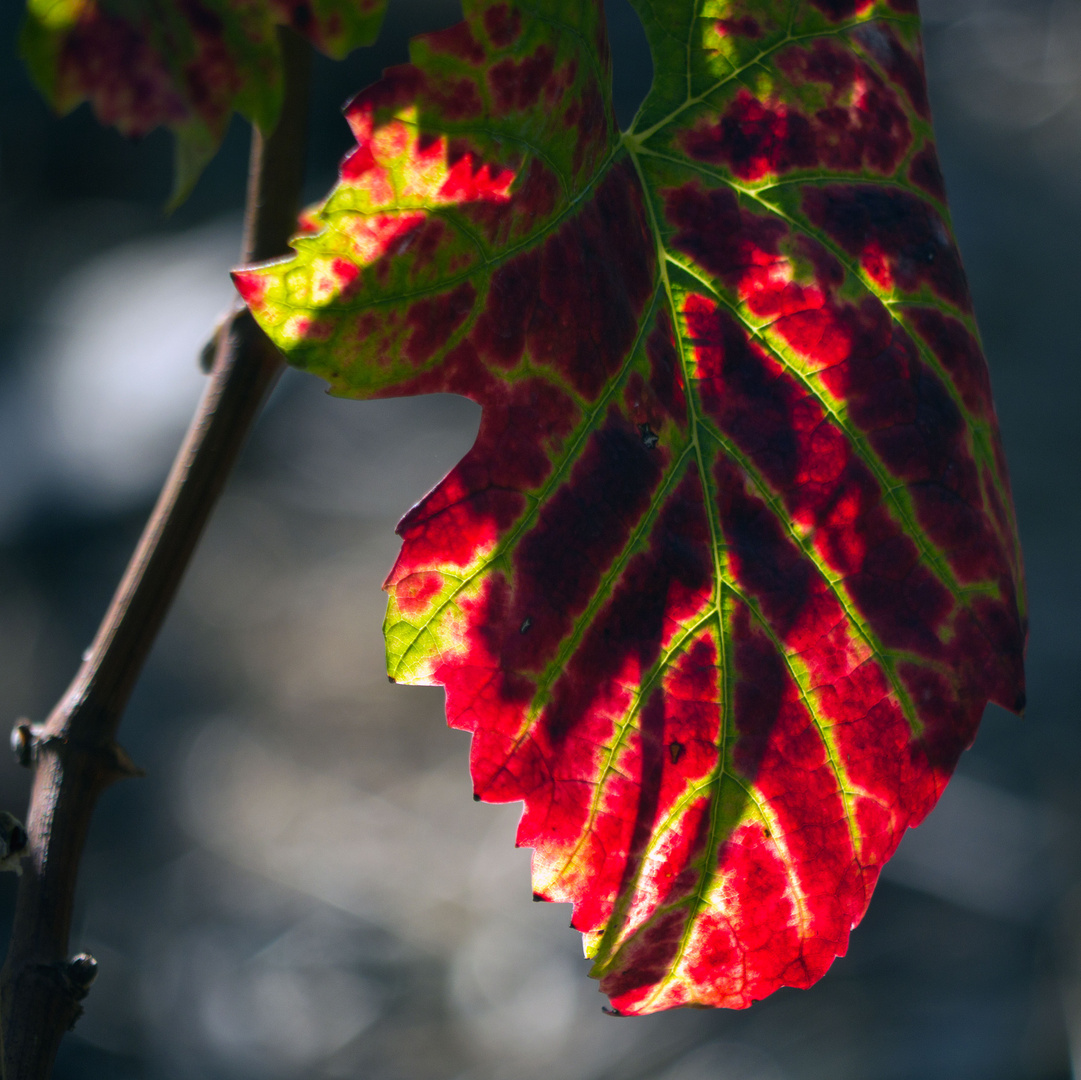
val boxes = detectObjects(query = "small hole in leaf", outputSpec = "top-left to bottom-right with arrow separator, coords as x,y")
604,0 -> 653,131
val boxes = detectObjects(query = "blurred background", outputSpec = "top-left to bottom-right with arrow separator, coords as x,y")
0,0 -> 1078,1076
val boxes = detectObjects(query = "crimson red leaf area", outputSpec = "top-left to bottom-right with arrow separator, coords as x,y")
236,0 -> 1026,1014
21,0 -> 387,203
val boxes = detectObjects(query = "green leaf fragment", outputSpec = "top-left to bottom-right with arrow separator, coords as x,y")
21,0 -> 389,204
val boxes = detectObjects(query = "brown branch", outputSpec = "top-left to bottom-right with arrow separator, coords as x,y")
0,30 -> 311,1079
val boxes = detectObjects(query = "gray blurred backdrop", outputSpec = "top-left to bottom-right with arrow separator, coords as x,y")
0,0 -> 1078,1076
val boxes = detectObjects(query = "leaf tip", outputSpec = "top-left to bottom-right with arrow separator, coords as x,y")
232,268 -> 268,307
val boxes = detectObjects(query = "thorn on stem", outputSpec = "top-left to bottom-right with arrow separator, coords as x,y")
58,953 -> 99,1026
199,333 -> 221,374
199,301 -> 243,373
0,810 -> 27,874
11,720 -> 36,767
65,954 -> 98,1000
106,743 -> 145,780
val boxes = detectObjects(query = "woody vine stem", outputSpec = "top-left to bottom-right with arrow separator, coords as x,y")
0,31 -> 312,1080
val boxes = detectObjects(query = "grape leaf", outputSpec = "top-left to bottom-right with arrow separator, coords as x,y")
235,0 -> 1027,1014
21,0 -> 387,204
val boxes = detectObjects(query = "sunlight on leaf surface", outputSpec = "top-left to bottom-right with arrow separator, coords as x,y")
236,0 -> 1026,1015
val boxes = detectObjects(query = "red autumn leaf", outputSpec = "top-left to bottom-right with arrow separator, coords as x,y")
236,0 -> 1026,1014
21,0 -> 387,204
